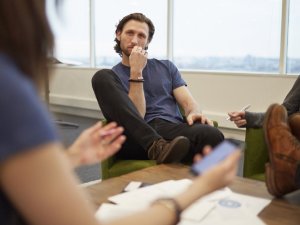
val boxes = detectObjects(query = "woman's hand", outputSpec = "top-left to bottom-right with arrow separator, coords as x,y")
67,121 -> 126,167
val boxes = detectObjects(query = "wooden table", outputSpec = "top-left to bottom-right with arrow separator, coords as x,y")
85,164 -> 300,225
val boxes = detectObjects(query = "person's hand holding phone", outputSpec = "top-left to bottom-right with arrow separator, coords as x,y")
169,141 -> 241,215
189,140 -> 241,194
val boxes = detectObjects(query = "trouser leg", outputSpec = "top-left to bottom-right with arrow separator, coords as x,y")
289,113 -> 300,140
148,119 -> 224,160
288,113 -> 300,186
92,69 -> 161,158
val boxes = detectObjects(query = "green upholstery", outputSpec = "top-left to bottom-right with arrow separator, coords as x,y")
212,120 -> 218,128
101,120 -> 219,180
101,157 -> 156,179
100,119 -> 156,180
243,128 -> 269,181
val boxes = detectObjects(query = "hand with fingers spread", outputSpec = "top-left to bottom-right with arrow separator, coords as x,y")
227,111 -> 247,127
67,121 -> 126,167
186,112 -> 214,126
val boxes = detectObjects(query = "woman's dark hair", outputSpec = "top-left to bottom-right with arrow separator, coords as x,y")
114,13 -> 155,57
0,0 -> 55,87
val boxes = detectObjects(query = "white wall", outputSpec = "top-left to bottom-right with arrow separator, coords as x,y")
49,66 -> 297,140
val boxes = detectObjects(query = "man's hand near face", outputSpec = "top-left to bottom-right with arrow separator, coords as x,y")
129,46 -> 148,78
127,45 -> 148,117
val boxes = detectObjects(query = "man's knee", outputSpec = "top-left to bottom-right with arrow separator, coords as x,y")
204,126 -> 224,146
92,69 -> 115,90
185,124 -> 224,147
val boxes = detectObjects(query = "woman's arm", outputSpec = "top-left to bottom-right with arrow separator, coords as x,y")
1,143 -> 240,225
1,143 -> 100,225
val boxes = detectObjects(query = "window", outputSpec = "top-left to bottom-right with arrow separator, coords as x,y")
94,0 -> 167,67
47,0 -> 89,65
47,0 -> 299,75
173,0 -> 282,72
287,0 -> 300,74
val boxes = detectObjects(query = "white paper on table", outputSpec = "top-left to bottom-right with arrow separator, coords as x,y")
106,181 -> 236,223
96,188 -> 216,224
97,179 -> 270,225
179,189 -> 269,224
179,213 -> 266,225
180,187 -> 232,222
199,187 -> 233,202
181,201 -> 216,222
184,192 -> 270,225
108,179 -> 192,207
228,192 -> 270,215
194,201 -> 267,225
124,181 -> 143,192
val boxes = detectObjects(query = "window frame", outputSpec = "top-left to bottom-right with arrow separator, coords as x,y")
56,0 -> 296,76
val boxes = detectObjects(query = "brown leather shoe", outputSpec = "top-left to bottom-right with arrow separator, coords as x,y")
147,136 -> 190,164
263,103 -> 300,197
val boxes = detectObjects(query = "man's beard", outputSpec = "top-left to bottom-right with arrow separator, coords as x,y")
122,49 -> 131,57
119,41 -> 131,57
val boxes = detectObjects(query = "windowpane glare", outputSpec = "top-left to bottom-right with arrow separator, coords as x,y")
287,0 -> 300,74
173,0 -> 282,72
95,0 -> 167,67
47,0 -> 89,65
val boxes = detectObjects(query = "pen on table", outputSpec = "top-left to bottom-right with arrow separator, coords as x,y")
226,104 -> 251,120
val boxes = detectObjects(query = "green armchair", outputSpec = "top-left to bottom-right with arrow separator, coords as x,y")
243,127 -> 269,181
101,120 -> 219,180
100,119 -> 156,180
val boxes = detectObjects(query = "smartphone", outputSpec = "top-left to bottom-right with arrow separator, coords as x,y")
190,139 -> 242,175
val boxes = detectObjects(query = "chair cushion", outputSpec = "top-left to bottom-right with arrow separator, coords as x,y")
249,173 -> 265,181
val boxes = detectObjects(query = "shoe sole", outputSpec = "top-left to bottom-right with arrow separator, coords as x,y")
160,136 -> 190,164
265,163 -> 281,197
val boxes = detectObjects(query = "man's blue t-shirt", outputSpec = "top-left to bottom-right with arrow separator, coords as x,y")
0,53 -> 59,224
112,59 -> 187,123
